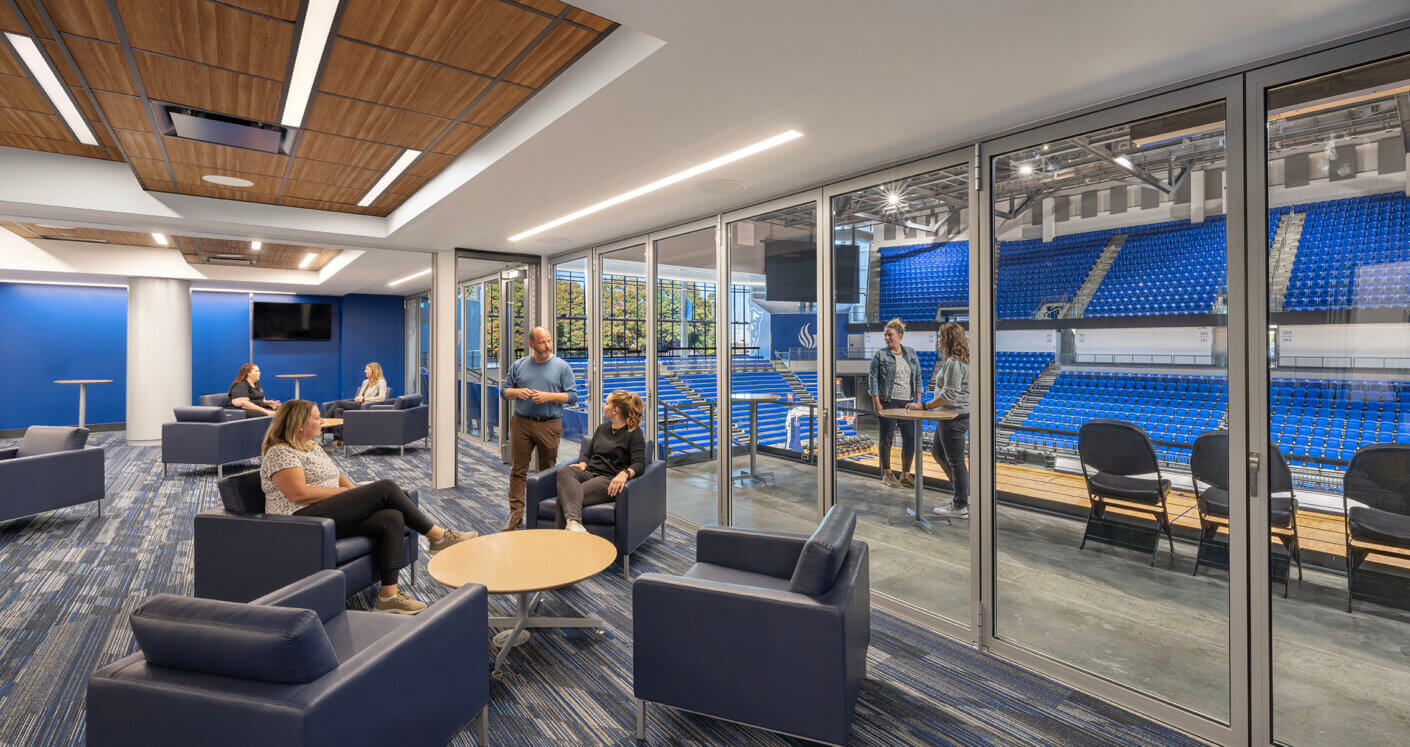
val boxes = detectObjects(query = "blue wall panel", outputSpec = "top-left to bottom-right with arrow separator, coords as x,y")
251,294 -> 342,405
339,294 -> 406,399
0,284 -> 126,429
191,292 -> 251,402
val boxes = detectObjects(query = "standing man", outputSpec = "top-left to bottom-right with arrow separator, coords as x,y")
500,326 -> 578,531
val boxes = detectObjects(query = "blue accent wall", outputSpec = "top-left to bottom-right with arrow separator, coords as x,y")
251,294 -> 343,405
0,284 -> 127,430
191,292 -> 250,402
340,294 -> 406,399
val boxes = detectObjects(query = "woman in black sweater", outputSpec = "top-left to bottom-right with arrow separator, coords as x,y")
557,390 -> 646,533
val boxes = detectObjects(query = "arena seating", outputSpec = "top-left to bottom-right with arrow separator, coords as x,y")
877,240 -> 968,320
1270,377 -> 1408,466
1282,193 -> 1410,311
1084,217 -> 1227,317
996,230 -> 1116,319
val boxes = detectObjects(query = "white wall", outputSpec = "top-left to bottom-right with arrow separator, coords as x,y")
1278,323 -> 1410,368
1074,326 -> 1214,365
997,329 -> 1057,353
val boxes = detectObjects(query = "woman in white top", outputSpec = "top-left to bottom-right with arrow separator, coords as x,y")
260,399 -> 474,614
321,362 -> 390,444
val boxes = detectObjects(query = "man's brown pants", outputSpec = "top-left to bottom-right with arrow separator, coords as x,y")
508,414 -> 562,519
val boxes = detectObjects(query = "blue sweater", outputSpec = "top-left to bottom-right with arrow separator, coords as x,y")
502,355 -> 578,418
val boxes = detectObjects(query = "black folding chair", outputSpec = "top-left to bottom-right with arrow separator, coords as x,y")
1190,431 -> 1303,596
1343,444 -> 1410,613
1077,419 -> 1174,565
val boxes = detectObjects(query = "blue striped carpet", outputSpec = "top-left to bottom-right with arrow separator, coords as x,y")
0,432 -> 1200,746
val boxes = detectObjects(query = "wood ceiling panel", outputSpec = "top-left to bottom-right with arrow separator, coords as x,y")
0,131 -> 105,157
504,22 -> 594,88
0,48 -> 24,77
115,129 -> 162,159
217,0 -> 301,22
429,121 -> 485,156
47,0 -> 120,42
0,4 -> 28,35
277,195 -> 374,214
42,39 -> 81,85
304,94 -> 445,150
177,180 -> 278,203
462,83 -> 531,127
138,174 -> 175,190
281,178 -> 364,204
114,0 -> 292,80
0,221 -> 39,237
136,51 -> 281,122
565,8 -> 612,32
518,0 -> 567,15
170,161 -> 281,191
294,130 -> 400,171
318,38 -> 490,119
0,106 -> 77,140
11,0 -> 51,38
127,156 -> 168,181
63,37 -> 137,95
65,88 -> 115,150
162,137 -> 289,176
0,74 -> 51,113
337,0 -> 550,77
287,158 -> 381,190
404,151 -> 451,177
91,91 -> 147,130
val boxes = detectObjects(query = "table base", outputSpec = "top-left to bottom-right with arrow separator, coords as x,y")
886,506 -> 938,533
489,591 -> 604,675
730,468 -> 773,485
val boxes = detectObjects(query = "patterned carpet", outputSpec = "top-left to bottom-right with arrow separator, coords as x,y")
0,431 -> 1201,746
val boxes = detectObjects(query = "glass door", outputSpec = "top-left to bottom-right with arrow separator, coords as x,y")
459,282 -> 483,438
980,80 -> 1240,733
553,257 -> 589,462
725,201 -> 820,533
653,227 -> 720,526
485,280 -> 504,445
595,240 -> 649,477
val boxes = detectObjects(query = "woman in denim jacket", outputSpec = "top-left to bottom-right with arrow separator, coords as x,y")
868,318 -> 922,488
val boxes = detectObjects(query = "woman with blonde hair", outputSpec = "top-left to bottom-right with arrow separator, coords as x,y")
555,390 -> 646,533
321,362 -> 390,444
867,318 -> 922,488
909,321 -> 971,519
259,400 -> 475,614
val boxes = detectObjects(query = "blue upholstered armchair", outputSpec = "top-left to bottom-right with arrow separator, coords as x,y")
0,426 -> 104,522
340,393 -> 428,455
161,395 -> 270,479
87,570 -> 490,747
633,506 -> 870,746
527,434 -> 667,579
193,470 -> 419,602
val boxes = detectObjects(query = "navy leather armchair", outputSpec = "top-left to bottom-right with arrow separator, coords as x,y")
87,570 -> 490,747
0,425 -> 104,522
162,395 -> 270,479
528,434 -> 667,579
193,470 -> 419,602
633,506 -> 869,746
341,393 -> 428,455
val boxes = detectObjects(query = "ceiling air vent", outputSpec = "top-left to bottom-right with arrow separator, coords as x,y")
151,103 -> 295,155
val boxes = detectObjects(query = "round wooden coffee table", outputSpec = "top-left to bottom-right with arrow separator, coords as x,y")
428,529 -> 616,674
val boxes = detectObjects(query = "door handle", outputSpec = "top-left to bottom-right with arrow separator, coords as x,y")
1248,451 -> 1260,499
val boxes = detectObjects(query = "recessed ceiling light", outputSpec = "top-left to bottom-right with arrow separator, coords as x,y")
388,268 -> 432,287
280,0 -> 340,128
203,174 -> 255,188
508,129 -> 804,242
3,33 -> 99,146
151,232 -> 168,246
299,252 -> 316,269
251,240 -> 262,251
358,149 -> 421,207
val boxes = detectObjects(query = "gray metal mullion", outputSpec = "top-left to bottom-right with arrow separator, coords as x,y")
816,188 -> 832,521
715,215 -> 731,526
645,238 -> 659,446
970,143 -> 989,648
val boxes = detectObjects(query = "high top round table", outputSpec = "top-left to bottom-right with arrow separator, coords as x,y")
275,373 -> 316,400
428,529 -> 616,675
730,393 -> 781,484
877,407 -> 959,533
54,379 -> 113,429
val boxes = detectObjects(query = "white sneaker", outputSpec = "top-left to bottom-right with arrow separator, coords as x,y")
932,504 -> 970,519
566,520 -> 588,533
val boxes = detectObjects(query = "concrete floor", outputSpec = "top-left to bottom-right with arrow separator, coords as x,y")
659,451 -> 1410,743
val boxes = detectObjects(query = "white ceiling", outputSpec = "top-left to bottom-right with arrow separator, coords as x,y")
2,0 -> 1408,295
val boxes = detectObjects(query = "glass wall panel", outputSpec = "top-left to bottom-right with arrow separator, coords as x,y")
414,294 -> 430,398
554,258 -> 589,461
653,229 -> 720,526
597,243 -> 650,478
726,203 -> 819,533
831,163 -> 972,622
991,104 -> 1230,719
461,282 -> 483,438
485,282 -> 503,444
1265,53 -> 1410,744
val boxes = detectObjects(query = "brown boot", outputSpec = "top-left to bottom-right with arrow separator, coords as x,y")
500,511 -> 523,532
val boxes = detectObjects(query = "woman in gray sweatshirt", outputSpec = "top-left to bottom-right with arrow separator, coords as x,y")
908,322 -> 970,519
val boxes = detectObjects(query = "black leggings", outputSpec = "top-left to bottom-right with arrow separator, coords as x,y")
877,398 -> 915,472
930,415 -> 970,508
294,479 -> 433,586
321,399 -> 361,438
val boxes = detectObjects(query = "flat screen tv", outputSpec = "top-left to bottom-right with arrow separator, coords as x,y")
763,240 -> 859,303
252,302 -> 332,340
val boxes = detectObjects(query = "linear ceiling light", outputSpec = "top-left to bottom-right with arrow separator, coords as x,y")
4,33 -> 98,146
251,240 -> 262,251
358,149 -> 421,207
279,0 -> 340,128
508,129 -> 804,242
1113,155 -> 1135,170
388,268 -> 431,287
299,253 -> 316,269
151,232 -> 168,246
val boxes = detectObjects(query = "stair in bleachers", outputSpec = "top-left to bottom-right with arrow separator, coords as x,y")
1002,360 -> 1060,427
772,359 -> 813,401
1083,217 -> 1228,317
1064,234 -> 1126,318
1268,211 -> 1306,313
996,229 -> 1114,319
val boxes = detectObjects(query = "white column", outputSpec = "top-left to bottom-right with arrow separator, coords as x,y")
1041,197 -> 1055,242
430,250 -> 457,489
126,277 -> 191,444
1190,169 -> 1206,224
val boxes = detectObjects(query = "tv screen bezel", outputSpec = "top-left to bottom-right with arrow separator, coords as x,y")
251,301 -> 333,341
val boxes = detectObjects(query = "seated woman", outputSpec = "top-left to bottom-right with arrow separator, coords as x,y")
228,363 -> 281,417
321,362 -> 390,443
260,400 -> 476,614
556,390 -> 646,533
